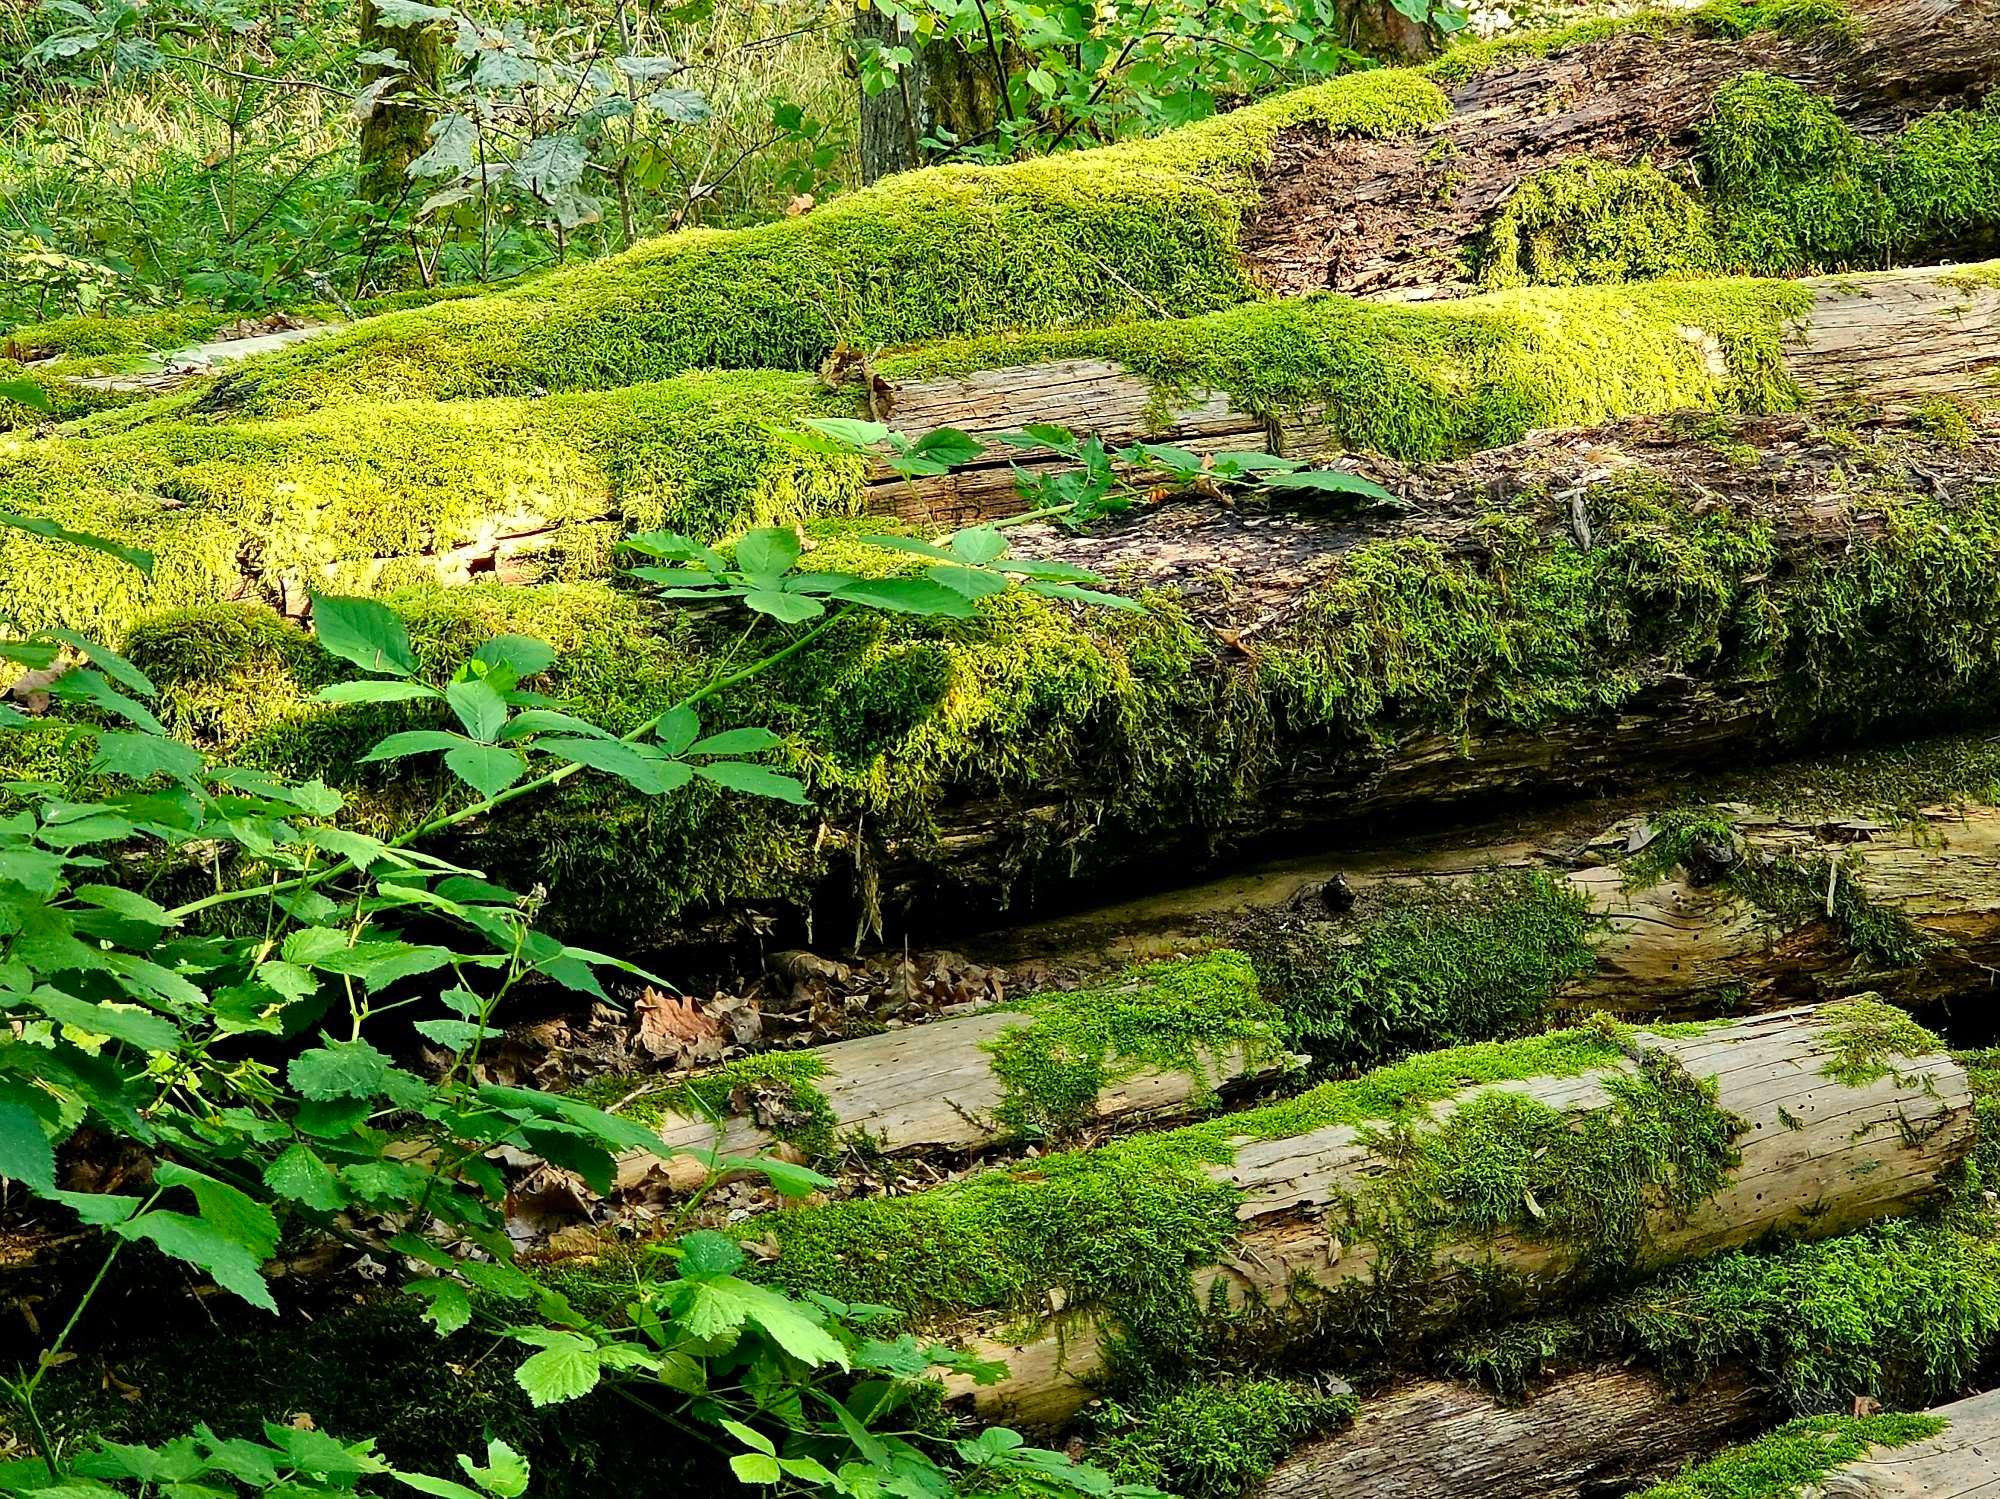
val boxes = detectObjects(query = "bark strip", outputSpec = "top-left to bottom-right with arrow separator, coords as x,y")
1261,1367 -> 1770,1499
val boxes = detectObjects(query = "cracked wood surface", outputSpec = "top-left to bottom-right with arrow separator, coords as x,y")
936,1008 -> 1972,1424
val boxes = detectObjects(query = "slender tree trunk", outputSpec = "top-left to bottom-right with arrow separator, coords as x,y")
356,0 -> 444,214
856,10 -> 1003,182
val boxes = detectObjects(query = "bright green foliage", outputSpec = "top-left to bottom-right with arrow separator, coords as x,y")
985,951 -> 1286,1141
1638,1413 -> 1946,1499
190,69 -> 1447,417
1089,1376 -> 1358,1499
745,1024 -> 1744,1363
1480,159 -> 1719,289
1455,1215 -> 2000,1414
1703,75 -> 2000,274
1247,872 -> 1600,1070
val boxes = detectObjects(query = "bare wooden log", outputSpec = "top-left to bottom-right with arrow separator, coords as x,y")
1261,1367 -> 1770,1499
865,263 -> 2000,529
757,1005 -> 1972,1425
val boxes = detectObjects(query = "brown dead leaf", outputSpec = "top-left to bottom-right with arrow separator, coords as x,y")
786,193 -> 816,216
634,987 -> 725,1063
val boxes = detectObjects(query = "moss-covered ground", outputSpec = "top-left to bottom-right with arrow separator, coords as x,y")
1636,1413 -> 1947,1498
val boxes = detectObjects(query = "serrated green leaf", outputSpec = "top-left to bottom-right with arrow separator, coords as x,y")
263,1144 -> 349,1211
312,596 -> 418,677
677,1229 -> 745,1279
90,731 -> 204,785
111,1210 -> 276,1311
445,678 -> 510,743
444,743 -> 527,798
686,727 -> 782,756
31,992 -> 181,1053
0,1087 -> 54,1190
155,1161 -> 279,1260
0,507 -> 151,572
734,528 -> 802,578
458,1440 -> 529,1499
729,1453 -> 780,1485
512,1331 -> 601,1405
359,730 -> 468,764
473,635 -> 557,679
406,1276 -> 473,1335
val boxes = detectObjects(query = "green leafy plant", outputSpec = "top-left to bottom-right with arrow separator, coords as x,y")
793,415 -> 1398,530
0,508 -> 1148,1495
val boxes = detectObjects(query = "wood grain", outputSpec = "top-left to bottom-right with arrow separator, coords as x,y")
938,1008 -> 1973,1424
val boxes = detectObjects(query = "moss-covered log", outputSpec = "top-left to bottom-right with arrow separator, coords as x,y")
139,0 -> 2000,418
868,261 -> 2000,526
600,793 -> 2000,1184
1259,1366 -> 1767,1499
15,260 -> 2000,646
739,1003 -> 1968,1424
1630,1392 -> 2000,1497
0,260 -> 1923,643
51,407 -> 2000,944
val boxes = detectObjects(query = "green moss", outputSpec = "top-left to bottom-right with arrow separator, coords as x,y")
0,370 -> 861,643
741,1023 -> 1746,1366
889,277 -> 1814,464
1638,1413 -> 1946,1499
1455,1212 -> 2000,1413
1088,1376 -> 1356,1499
1688,0 -> 1860,43
986,951 -> 1288,1143
1914,395 -> 1979,450
186,70 -> 1446,418
1813,997 -> 1944,1087
1480,159 -> 1720,289
1703,75 -> 2000,276
1246,871 -> 1600,1071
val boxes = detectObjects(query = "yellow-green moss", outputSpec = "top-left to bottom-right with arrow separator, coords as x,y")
186,70 -> 1445,418
1703,75 -> 2000,275
0,371 -> 859,642
1638,1413 -> 1946,1499
1480,159 -> 1720,289
986,951 -> 1288,1142
737,1023 -> 1744,1366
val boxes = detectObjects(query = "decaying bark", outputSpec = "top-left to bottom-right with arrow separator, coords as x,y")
1240,0 -> 2000,301
866,263 -> 2000,529
941,1008 -> 1972,1423
1261,1367 -> 1770,1499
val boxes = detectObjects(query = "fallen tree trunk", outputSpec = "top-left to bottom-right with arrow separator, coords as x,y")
89,406 -> 2000,944
607,780 -> 2000,1184
1261,1367 -> 1769,1499
750,1003 -> 1972,1425
26,259 -> 2000,649
166,0 -> 2000,418
866,262 -> 2000,528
